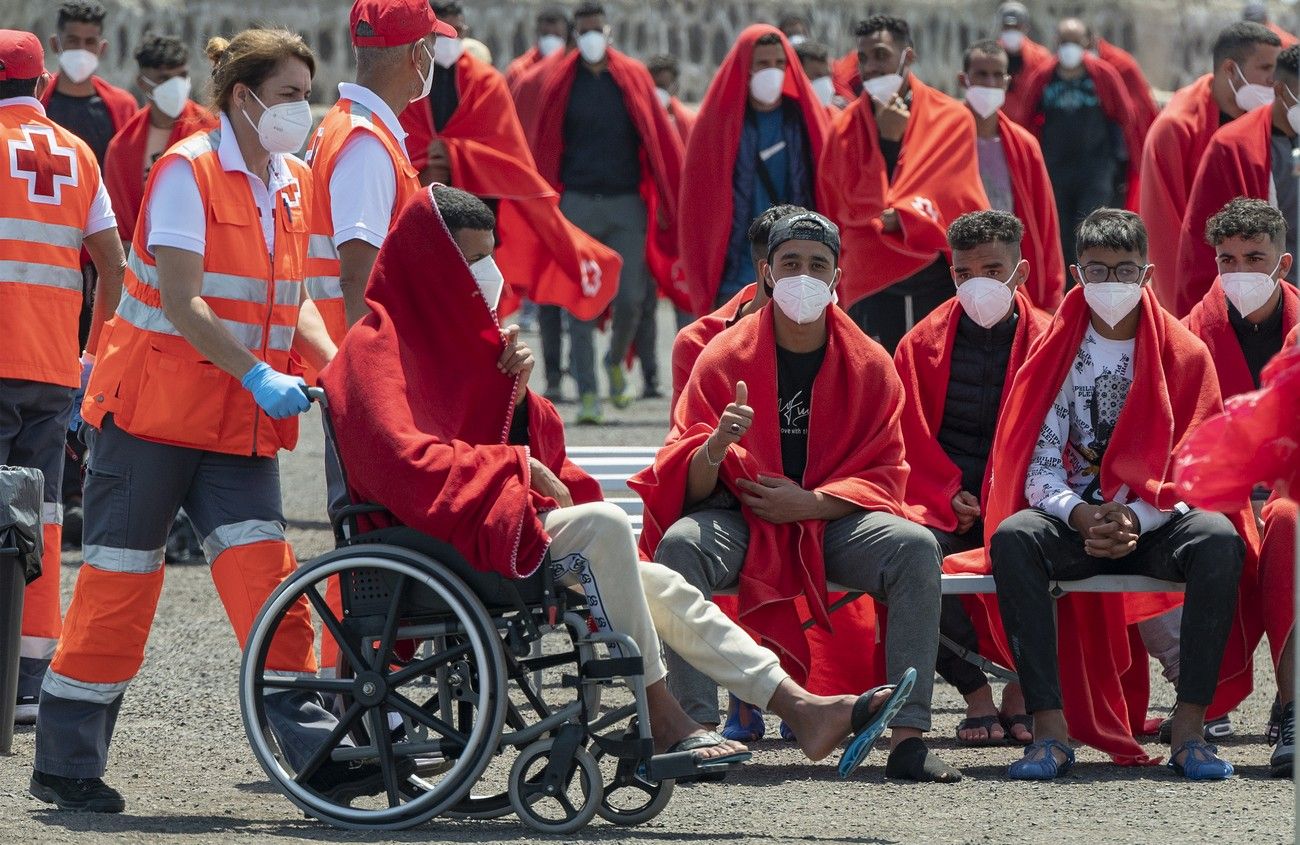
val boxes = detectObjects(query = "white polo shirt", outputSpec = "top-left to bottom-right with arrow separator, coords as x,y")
144,112 -> 300,257
328,82 -> 410,250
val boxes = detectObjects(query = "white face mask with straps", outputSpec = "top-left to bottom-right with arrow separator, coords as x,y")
863,49 -> 910,104
470,255 -> 505,309
58,48 -> 98,83
956,274 -> 1017,328
242,90 -> 313,155
772,273 -> 835,324
1221,256 -> 1283,316
411,40 -> 436,103
1231,63 -> 1276,111
1083,281 -> 1144,329
143,74 -> 191,119
749,67 -> 785,106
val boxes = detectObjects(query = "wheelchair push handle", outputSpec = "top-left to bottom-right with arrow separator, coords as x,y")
302,386 -> 328,408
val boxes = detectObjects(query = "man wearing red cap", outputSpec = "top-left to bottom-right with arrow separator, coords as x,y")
0,29 -> 126,727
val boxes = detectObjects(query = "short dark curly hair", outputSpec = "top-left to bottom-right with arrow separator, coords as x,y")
1205,197 -> 1287,249
1280,43 -> 1300,80
855,15 -> 911,48
947,210 -> 1024,252
135,34 -> 189,70
963,39 -> 1007,73
794,41 -> 830,64
57,1 -> 106,30
574,2 -> 605,20
1076,208 -> 1148,260
433,185 -> 496,234
646,54 -> 679,79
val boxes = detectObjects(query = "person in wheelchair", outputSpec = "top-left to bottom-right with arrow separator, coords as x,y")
320,184 -> 915,781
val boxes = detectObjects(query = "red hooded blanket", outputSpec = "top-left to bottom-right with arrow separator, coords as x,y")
400,53 -> 621,321
506,46 -> 545,88
948,286 -> 1260,763
667,97 -> 697,147
630,303 -> 908,682
1176,105 -> 1275,318
102,102 -> 217,240
319,188 -> 599,579
1014,54 -> 1144,211
678,25 -> 830,316
1185,278 -> 1300,399
530,48 -> 688,310
1140,76 -> 1225,308
997,111 -> 1066,310
817,76 -> 990,307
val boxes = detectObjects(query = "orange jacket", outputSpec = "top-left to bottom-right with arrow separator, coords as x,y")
83,126 -> 310,456
305,98 -> 419,343
0,100 -> 102,387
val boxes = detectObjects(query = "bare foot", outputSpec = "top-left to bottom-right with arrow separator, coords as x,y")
958,688 -> 1005,744
646,683 -> 747,759
772,683 -> 893,762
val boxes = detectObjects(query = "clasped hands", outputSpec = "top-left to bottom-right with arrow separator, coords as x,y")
1069,501 -> 1141,559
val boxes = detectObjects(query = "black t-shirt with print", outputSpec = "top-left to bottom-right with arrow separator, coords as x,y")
776,342 -> 826,485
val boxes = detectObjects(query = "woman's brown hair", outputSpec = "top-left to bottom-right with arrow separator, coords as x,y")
205,28 -> 316,114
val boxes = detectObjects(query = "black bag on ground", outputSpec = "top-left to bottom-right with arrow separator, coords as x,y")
0,466 -> 44,583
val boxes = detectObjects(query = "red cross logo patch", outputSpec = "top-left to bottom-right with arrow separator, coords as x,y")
8,124 -> 78,205
580,258 -> 602,298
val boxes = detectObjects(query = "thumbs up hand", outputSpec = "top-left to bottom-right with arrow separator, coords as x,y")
713,380 -> 753,450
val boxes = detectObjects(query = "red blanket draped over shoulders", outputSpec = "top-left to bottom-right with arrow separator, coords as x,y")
1096,39 -> 1159,140
1185,279 -> 1300,399
830,51 -> 861,102
506,46 -> 543,89
667,97 -> 697,147
399,54 -> 622,321
319,188 -> 598,580
894,290 -> 1049,531
1003,38 -> 1055,126
1141,76 -> 1223,309
817,76 -> 990,307
102,102 -> 217,241
998,112 -> 1065,310
1175,106 -> 1274,318
530,48 -> 688,309
670,284 -> 756,411
630,304 -> 908,681
679,24 -> 829,316
948,287 -> 1260,762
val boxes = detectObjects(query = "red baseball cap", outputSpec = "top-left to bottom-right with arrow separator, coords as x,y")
350,0 -> 458,48
0,30 -> 45,82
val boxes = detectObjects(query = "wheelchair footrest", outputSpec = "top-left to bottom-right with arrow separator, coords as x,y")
580,656 -> 643,680
643,750 -> 736,782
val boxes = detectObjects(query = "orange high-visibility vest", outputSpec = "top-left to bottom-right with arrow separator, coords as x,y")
83,126 -> 310,457
0,101 -> 101,387
306,98 -> 419,343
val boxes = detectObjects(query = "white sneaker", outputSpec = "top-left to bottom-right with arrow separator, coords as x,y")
14,697 -> 37,725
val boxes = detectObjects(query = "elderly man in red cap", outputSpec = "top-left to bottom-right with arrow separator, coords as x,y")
0,29 -> 126,730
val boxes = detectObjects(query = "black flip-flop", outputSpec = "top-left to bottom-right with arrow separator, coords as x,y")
838,667 -> 917,779
644,731 -> 752,784
999,713 -> 1034,746
955,714 -> 1005,747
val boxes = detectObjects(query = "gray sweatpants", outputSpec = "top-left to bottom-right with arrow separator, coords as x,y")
654,508 -> 943,731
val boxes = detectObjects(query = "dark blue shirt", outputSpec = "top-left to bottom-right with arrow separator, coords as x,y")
561,68 -> 642,194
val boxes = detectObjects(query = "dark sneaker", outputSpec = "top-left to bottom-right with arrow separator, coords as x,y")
29,771 -> 125,812
305,758 -> 416,805
14,694 -> 37,726
1271,702 -> 1295,779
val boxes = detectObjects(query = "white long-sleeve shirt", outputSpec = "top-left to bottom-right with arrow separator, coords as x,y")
1025,327 -> 1177,534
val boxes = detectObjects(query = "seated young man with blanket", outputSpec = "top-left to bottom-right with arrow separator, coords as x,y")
633,211 -> 960,783
321,185 -> 914,779
894,210 -> 1049,746
988,209 -> 1250,781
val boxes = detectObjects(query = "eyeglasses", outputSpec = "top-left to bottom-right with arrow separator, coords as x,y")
1076,262 -> 1148,284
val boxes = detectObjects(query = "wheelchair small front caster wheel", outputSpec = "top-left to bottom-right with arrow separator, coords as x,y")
591,744 -> 674,826
508,738 -> 603,834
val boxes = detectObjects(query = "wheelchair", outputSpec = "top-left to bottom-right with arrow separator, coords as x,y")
239,391 -> 693,833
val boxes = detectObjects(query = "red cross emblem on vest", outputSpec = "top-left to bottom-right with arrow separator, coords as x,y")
9,123 -> 78,205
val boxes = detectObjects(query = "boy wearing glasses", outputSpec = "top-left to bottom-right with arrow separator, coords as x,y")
983,209 -> 1254,781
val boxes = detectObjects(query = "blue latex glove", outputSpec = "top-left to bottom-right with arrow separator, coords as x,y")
241,361 -> 310,419
69,354 -> 94,432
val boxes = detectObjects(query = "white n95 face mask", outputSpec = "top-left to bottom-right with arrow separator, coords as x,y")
788,34 -> 808,47
577,31 -> 608,64
470,255 -> 505,309
243,91 -> 313,155
655,87 -> 672,109
1221,258 -> 1282,316
1000,30 -> 1025,53
58,48 -> 98,84
773,274 -> 834,324
1057,43 -> 1085,70
1084,281 -> 1144,329
956,276 -> 1015,328
537,34 -> 565,57
411,41 -> 436,102
434,36 -> 464,69
749,67 -> 785,106
1232,64 -> 1275,111
964,85 -> 1006,119
863,54 -> 907,104
810,75 -> 835,106
146,75 -> 191,119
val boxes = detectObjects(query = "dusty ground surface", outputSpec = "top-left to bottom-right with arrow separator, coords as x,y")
1,303 -> 1294,844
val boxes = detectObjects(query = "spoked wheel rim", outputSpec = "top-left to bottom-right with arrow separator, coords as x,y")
240,549 -> 506,830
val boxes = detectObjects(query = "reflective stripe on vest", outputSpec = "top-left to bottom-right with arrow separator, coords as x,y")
304,233 -> 341,301
0,259 -> 83,290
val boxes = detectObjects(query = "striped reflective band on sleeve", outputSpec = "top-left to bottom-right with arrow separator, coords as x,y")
42,669 -> 129,704
20,635 -> 57,660
305,234 -> 342,302
307,234 -> 337,260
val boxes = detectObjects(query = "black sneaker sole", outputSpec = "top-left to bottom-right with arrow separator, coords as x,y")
29,779 -> 125,813
318,759 -> 417,805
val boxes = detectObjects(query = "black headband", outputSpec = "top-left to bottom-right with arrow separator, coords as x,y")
767,211 -> 841,261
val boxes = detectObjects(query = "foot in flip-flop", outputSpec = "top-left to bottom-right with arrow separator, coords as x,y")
647,731 -> 753,783
1007,738 -> 1074,780
956,714 -> 1005,747
1168,739 -> 1233,781
837,667 -> 917,779
998,713 -> 1033,745
721,694 -> 766,742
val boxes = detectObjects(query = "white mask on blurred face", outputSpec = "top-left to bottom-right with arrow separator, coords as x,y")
1000,30 -> 1025,53
1057,43 -> 1085,70
655,87 -> 672,109
956,274 -> 1017,328
470,255 -> 505,309
537,34 -> 565,57
810,75 -> 835,106
144,75 -> 191,119
1221,257 -> 1282,316
434,36 -> 464,68
58,48 -> 98,84
749,67 -> 785,106
964,85 -> 1006,118
577,30 -> 607,64
863,50 -> 908,104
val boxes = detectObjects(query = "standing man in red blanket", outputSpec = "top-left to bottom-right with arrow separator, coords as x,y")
995,2 -> 1053,126
895,211 -> 1050,746
989,209 -> 1250,781
1178,44 -> 1300,318
103,35 -> 216,250
679,24 -> 828,317
1141,22 -> 1281,310
817,15 -> 990,353
633,211 -> 961,783
958,40 -> 1064,311
530,2 -> 684,424
505,6 -> 569,89
647,55 -> 697,150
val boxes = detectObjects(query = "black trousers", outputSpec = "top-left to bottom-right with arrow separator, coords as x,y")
930,525 -> 993,697
990,508 -> 1244,714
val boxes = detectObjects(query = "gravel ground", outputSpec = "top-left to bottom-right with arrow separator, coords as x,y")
1,303 -> 1294,844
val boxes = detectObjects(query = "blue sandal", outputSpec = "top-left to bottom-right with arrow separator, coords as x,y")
721,694 -> 766,742
837,667 -> 917,779
1168,739 -> 1234,781
1007,738 -> 1075,780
